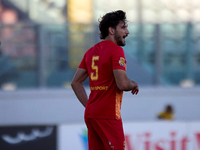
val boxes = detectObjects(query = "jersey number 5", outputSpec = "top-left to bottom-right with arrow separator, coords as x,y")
91,56 -> 99,81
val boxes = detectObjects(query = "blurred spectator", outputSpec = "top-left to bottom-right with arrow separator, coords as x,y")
157,105 -> 174,120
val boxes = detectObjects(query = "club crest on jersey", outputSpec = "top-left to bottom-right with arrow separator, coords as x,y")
119,57 -> 126,67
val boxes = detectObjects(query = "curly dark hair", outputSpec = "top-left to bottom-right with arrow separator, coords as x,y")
99,10 -> 127,39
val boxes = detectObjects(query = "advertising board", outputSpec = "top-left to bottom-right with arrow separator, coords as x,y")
58,122 -> 200,150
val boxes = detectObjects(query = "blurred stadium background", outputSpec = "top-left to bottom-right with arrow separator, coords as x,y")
0,0 -> 200,150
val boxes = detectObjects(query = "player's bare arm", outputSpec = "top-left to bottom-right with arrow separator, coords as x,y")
71,68 -> 88,107
113,69 -> 139,94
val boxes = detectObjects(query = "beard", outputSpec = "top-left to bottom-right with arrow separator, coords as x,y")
114,31 -> 126,46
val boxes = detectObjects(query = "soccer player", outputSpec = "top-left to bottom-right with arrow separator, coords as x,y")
71,10 -> 139,150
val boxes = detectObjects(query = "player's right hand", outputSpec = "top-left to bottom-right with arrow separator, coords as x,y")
131,86 -> 139,95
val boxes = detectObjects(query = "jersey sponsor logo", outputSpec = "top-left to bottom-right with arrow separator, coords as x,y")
119,57 -> 126,67
90,86 -> 108,91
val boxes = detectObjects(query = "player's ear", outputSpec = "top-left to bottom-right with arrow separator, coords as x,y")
108,27 -> 115,35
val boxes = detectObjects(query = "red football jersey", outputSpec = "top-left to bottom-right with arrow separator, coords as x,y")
79,40 -> 127,120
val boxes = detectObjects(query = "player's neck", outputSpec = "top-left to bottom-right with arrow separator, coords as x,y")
104,35 -> 117,45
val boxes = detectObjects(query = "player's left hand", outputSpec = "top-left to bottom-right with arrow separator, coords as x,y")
131,86 -> 139,95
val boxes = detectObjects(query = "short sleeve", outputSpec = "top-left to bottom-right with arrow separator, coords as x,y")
78,53 -> 87,69
112,47 -> 126,71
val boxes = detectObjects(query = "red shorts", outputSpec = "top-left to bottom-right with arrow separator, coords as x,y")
85,118 -> 125,150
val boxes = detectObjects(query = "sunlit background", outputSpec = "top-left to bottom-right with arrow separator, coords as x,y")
1,0 -> 200,89
0,0 -> 200,150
